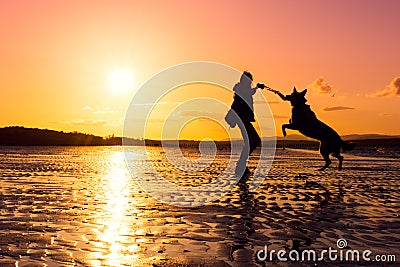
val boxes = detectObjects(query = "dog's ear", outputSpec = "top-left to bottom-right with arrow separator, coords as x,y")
300,89 -> 307,96
293,87 -> 297,93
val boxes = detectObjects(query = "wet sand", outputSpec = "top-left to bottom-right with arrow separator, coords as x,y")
0,146 -> 398,266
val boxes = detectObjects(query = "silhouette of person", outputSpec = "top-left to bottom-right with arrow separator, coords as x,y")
230,71 -> 265,177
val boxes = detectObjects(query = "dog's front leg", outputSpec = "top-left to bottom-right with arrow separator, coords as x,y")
282,124 -> 292,136
282,123 -> 297,137
282,124 -> 288,136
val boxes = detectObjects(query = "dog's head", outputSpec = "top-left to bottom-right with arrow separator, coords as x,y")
286,87 -> 308,106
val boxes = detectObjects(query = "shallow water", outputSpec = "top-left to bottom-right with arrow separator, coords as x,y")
0,146 -> 398,266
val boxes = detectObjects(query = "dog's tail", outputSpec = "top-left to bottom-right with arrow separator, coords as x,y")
341,140 -> 356,152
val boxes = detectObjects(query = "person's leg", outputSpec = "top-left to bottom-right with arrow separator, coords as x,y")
246,122 -> 261,154
236,121 -> 250,176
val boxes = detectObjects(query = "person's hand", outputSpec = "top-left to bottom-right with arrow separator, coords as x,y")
257,83 -> 266,89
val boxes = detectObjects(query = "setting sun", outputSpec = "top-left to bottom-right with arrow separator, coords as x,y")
108,69 -> 134,93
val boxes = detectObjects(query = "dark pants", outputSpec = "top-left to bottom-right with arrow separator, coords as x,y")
236,121 -> 261,175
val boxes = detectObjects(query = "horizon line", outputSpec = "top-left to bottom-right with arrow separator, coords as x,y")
1,126 -> 400,141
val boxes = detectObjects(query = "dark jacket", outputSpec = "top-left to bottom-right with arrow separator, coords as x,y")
231,82 -> 257,123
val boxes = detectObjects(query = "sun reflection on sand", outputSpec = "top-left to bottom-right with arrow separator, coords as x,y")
90,151 -> 140,267
0,147 -> 399,266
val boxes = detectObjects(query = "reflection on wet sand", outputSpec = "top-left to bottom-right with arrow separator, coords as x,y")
0,146 -> 398,266
91,152 -> 139,266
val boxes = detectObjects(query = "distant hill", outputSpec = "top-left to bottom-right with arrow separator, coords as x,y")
342,134 -> 400,140
0,126 -> 399,146
275,133 -> 400,141
276,134 -> 309,141
0,126 -> 124,146
230,133 -> 400,141
225,134 -> 309,141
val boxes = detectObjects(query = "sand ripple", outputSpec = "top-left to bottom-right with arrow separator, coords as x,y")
0,146 -> 398,266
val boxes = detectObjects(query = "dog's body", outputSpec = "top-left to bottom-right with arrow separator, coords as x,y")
276,87 -> 355,170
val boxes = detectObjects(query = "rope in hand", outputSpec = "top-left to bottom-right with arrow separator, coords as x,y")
257,83 -> 281,94
265,86 -> 280,94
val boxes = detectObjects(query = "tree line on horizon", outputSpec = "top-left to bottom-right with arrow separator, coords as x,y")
0,126 -> 123,146
0,126 -> 398,147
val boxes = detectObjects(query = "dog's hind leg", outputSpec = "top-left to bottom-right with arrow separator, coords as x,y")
319,153 -> 331,171
332,153 -> 344,170
319,144 -> 332,171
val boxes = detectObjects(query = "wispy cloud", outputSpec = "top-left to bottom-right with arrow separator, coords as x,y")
368,77 -> 400,97
308,77 -> 335,94
81,106 -> 92,111
81,106 -> 120,114
132,101 -> 183,107
70,119 -> 108,126
273,114 -> 289,119
258,114 -> 288,120
323,106 -> 355,111
179,110 -> 223,119
49,120 -> 107,126
254,100 -> 281,105
92,107 -> 118,115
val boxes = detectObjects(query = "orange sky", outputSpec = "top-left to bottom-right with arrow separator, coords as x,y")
1,0 -> 399,139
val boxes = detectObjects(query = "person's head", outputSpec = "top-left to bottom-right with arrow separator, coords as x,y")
240,71 -> 253,86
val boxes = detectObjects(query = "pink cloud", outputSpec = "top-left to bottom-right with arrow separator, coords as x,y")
370,77 -> 400,97
308,77 -> 334,94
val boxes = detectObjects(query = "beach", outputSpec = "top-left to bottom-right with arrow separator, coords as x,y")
0,146 -> 398,266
